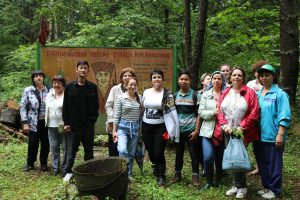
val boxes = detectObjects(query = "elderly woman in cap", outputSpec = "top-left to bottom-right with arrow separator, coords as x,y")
20,70 -> 50,172
254,64 -> 291,199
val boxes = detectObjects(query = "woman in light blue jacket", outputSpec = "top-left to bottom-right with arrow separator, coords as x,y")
198,71 -> 227,189
255,64 -> 291,199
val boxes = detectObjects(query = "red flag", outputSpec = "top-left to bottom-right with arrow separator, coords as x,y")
38,16 -> 49,46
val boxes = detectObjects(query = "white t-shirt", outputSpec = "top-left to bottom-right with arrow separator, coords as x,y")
246,79 -> 262,92
142,88 -> 164,124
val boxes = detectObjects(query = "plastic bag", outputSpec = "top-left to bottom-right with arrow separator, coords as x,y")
222,137 -> 251,172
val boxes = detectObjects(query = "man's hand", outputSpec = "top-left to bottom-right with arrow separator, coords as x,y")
189,131 -> 198,143
23,124 -> 30,134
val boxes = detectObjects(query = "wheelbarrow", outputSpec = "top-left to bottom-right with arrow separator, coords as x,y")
73,157 -> 128,199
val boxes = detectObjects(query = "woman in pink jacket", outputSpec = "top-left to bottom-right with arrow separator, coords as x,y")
216,67 -> 259,199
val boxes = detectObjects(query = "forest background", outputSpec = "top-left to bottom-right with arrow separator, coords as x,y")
0,0 -> 299,199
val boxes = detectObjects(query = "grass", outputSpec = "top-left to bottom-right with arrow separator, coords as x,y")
0,129 -> 300,200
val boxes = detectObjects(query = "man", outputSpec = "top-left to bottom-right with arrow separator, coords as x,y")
62,60 -> 99,182
171,69 -> 201,186
20,70 -> 50,172
220,64 -> 232,87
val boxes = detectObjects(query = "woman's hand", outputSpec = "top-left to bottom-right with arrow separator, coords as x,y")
224,125 -> 233,135
275,134 -> 284,148
213,108 -> 220,115
113,131 -> 118,143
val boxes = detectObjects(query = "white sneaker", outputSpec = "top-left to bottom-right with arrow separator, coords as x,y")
236,188 -> 247,199
63,173 -> 73,182
226,186 -> 238,196
257,189 -> 270,195
262,190 -> 276,199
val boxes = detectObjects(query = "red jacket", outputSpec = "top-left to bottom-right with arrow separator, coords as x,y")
213,85 -> 259,146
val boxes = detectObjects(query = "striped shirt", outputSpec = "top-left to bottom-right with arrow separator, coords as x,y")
175,88 -> 200,133
113,93 -> 141,125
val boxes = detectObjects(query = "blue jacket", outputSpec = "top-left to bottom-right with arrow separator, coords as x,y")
257,84 -> 291,143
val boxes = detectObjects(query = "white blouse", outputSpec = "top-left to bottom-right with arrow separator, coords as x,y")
220,89 -> 248,128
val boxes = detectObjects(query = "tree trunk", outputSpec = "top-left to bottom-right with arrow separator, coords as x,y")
190,0 -> 208,90
279,0 -> 299,107
164,7 -> 170,44
185,0 -> 192,69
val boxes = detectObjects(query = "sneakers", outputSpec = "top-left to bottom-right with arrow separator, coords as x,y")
23,164 -> 34,172
171,172 -> 181,183
63,173 -> 73,182
128,176 -> 135,183
192,175 -> 201,187
236,188 -> 247,199
257,189 -> 270,195
262,190 -> 276,199
226,186 -> 238,196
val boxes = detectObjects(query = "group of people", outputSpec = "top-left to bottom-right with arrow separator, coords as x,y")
20,60 -> 291,199
20,61 -> 99,182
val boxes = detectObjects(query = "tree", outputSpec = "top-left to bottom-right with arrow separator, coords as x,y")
190,0 -> 209,89
279,0 -> 299,106
185,0 -> 192,68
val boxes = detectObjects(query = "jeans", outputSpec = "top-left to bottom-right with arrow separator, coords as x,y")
175,132 -> 200,174
117,119 -> 140,176
66,125 -> 95,173
254,141 -> 284,196
48,127 -> 68,173
27,120 -> 49,166
202,137 -> 224,179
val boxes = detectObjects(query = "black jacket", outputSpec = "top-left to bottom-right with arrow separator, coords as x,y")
63,80 -> 99,128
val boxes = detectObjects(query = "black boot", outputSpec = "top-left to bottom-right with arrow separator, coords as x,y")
202,167 -> 213,190
157,163 -> 166,186
152,164 -> 159,181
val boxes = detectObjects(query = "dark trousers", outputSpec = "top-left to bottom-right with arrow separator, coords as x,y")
254,141 -> 283,196
66,125 -> 95,173
175,132 -> 200,174
142,122 -> 167,166
108,133 -> 119,156
27,120 -> 49,166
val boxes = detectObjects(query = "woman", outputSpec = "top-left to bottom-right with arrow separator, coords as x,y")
20,70 -> 50,172
105,68 -> 136,156
199,73 -> 211,93
142,69 -> 179,186
217,68 -> 259,199
198,71 -> 227,189
45,75 -> 67,176
112,78 -> 141,182
255,64 -> 291,199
